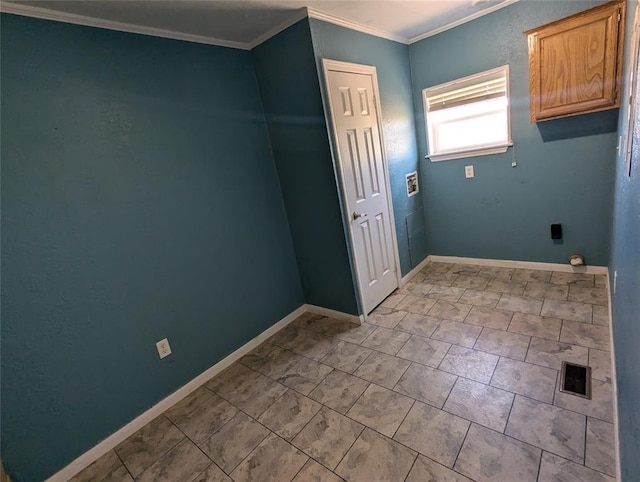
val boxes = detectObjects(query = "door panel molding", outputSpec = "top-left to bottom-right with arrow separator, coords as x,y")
322,58 -> 402,317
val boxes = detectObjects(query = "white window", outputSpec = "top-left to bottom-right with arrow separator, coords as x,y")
423,65 -> 512,162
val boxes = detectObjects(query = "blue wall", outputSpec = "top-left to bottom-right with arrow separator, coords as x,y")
610,1 -> 640,479
1,14 -> 303,481
252,20 -> 360,315
409,1 -> 616,266
309,19 -> 428,275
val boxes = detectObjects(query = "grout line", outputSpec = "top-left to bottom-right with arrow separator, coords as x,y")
535,450 -> 544,482
402,452 -> 419,482
392,399 -> 416,439
451,422 -> 472,470
503,391 -> 517,435
112,448 -> 136,480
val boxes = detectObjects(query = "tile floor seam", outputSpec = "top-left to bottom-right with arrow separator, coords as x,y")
502,388 -> 517,435
112,448 -> 137,481
324,421 -> 366,473
435,342 -> 455,370
391,399 -> 417,440
451,422 -> 472,472
401,454 -> 419,482
150,418 -> 199,471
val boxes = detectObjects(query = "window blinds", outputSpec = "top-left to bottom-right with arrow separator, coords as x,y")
426,76 -> 507,112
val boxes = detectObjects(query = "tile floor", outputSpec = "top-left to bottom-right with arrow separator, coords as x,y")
70,261 -> 616,482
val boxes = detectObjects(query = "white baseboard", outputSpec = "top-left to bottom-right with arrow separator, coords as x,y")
46,304 -> 309,482
304,303 -> 363,324
400,256 -> 431,287
426,255 -> 608,275
606,274 -> 622,482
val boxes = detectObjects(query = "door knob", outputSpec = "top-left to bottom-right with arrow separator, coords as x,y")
353,211 -> 367,220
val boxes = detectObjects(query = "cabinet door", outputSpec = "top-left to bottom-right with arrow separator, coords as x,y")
527,1 -> 624,122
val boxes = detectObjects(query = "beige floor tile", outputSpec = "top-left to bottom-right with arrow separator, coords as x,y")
542,299 -> 593,324
406,455 -> 473,482
512,269 -> 552,283
448,264 -> 482,276
69,450 -> 133,482
464,305 -> 513,330
321,341 -> 372,373
361,326 -> 411,355
427,285 -> 466,302
292,406 -> 364,470
277,357 -> 334,395
592,305 -> 610,326
394,402 -> 469,467
396,294 -> 437,315
473,328 -> 531,360
443,378 -> 514,432
201,412 -> 269,472
368,309 -> 407,329
397,335 -> 451,367
525,338 -> 588,370
523,282 -> 568,301
458,289 -> 501,308
439,345 -> 499,384
231,433 -> 308,482
394,363 -> 457,408
172,393 -> 238,444
353,351 -> 410,389
538,451 -> 614,482
256,347 -> 303,378
560,321 -> 610,351
549,272 -> 595,287
428,301 -> 472,322
258,391 -> 321,440
490,358 -> 557,404
454,424 -> 541,482
452,275 -> 490,290
432,321 -> 482,348
478,266 -> 514,279
506,396 -> 585,463
347,384 -> 414,437
292,459 -> 343,482
554,378 -> 614,423
394,313 -> 441,338
193,464 -> 232,482
309,370 -> 369,414
137,439 -> 211,482
508,312 -> 562,341
496,294 -> 543,316
586,418 -> 616,477
115,416 -> 185,477
485,279 -> 526,295
335,428 -> 417,482
589,349 -> 612,382
568,286 -> 608,306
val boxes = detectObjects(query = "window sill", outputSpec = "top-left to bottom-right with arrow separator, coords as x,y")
426,143 -> 512,162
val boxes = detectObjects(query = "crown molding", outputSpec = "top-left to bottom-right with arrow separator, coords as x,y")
408,0 -> 519,44
247,8 -> 309,49
0,0 -> 521,52
0,1 -> 251,50
307,7 -> 408,44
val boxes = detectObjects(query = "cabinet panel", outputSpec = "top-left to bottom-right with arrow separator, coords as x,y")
526,1 -> 625,122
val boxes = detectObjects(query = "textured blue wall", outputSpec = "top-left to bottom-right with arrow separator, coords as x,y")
309,19 -> 427,276
610,1 -> 640,479
252,20 -> 360,315
409,1 -> 616,266
1,14 -> 303,481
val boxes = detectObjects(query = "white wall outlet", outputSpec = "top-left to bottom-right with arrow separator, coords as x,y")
465,165 -> 474,178
614,271 -> 618,294
156,338 -> 172,359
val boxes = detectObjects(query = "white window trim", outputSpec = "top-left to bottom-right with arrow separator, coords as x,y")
422,65 -> 513,162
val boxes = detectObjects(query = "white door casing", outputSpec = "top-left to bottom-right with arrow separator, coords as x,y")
322,59 -> 400,315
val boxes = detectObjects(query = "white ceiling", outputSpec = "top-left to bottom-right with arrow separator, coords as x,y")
2,0 -> 519,49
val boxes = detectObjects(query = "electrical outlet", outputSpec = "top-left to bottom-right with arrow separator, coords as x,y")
614,271 -> 618,294
156,338 -> 172,359
465,165 -> 474,178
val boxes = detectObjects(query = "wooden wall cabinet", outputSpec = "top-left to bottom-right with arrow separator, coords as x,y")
525,1 -> 626,122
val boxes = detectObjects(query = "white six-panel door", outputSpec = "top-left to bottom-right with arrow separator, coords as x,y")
323,61 -> 399,314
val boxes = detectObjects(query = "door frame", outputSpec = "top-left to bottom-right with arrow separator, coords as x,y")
321,58 -> 402,318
